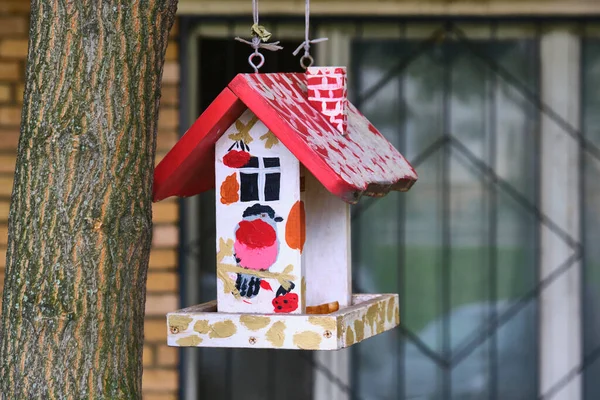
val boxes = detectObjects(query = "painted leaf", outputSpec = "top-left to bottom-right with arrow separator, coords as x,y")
285,201 -> 306,252
260,280 -> 273,291
228,117 -> 258,144
260,131 -> 280,149
282,264 -> 294,275
220,173 -> 239,205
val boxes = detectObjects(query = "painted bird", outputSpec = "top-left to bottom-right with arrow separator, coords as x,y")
234,204 -> 283,299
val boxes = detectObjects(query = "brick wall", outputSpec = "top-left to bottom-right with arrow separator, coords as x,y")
0,3 -> 181,399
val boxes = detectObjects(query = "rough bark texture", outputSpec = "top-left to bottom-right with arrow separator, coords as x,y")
0,1 -> 177,398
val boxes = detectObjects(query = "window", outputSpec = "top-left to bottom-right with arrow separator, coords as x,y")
239,172 -> 259,201
181,19 -> 600,400
350,25 -> 539,400
240,157 -> 281,202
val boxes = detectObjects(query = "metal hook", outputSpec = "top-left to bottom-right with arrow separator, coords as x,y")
300,54 -> 314,70
249,52 -> 265,73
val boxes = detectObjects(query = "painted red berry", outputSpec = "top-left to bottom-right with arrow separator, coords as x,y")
223,150 -> 251,168
272,293 -> 299,313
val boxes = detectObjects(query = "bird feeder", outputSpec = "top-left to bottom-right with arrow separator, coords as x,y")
154,67 -> 418,350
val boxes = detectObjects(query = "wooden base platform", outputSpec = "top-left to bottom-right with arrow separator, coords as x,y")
166,294 -> 400,350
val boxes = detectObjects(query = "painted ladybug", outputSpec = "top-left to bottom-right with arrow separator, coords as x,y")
223,150 -> 251,168
273,293 -> 298,313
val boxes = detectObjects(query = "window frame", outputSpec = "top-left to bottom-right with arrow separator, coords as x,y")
179,18 -> 595,400
239,156 -> 282,203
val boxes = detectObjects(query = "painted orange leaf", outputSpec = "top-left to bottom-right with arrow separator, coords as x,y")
285,201 -> 306,252
220,173 -> 239,205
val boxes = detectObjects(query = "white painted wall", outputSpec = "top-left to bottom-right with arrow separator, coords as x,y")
303,169 -> 352,308
215,109 -> 303,314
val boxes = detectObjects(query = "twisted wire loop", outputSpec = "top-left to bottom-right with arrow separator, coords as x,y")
234,0 -> 283,73
293,0 -> 328,69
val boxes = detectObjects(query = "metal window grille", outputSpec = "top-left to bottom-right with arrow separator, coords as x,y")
177,17 -> 600,400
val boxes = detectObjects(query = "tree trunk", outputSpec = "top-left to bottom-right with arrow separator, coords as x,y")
0,1 -> 177,398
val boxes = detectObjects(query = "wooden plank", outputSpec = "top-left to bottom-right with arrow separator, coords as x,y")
178,0 -> 600,16
215,110 -> 304,314
166,294 -> 399,350
337,294 -> 399,348
303,168 -> 352,308
153,87 -> 246,201
168,300 -> 338,350
229,73 -> 417,204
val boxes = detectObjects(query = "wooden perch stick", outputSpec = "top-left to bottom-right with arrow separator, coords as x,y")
218,263 -> 297,291
217,269 -> 241,299
216,238 -> 297,298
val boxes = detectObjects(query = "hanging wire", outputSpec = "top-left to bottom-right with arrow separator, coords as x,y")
293,0 -> 328,69
234,0 -> 283,73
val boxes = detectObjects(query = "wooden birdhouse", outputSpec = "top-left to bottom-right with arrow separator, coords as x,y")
154,67 -> 417,350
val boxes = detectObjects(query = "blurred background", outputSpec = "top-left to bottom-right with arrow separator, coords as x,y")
1,1 -> 600,400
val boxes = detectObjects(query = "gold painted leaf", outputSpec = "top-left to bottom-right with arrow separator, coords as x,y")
354,319 -> 365,342
194,320 -> 211,334
387,298 -> 395,322
177,335 -> 202,346
346,327 -> 355,347
366,304 -> 378,328
377,303 -> 386,334
260,131 -> 279,149
266,321 -> 286,347
228,116 -> 258,145
218,238 -> 234,260
293,331 -> 322,350
209,320 -> 237,339
240,315 -> 271,331
308,317 -> 336,331
168,315 -> 193,332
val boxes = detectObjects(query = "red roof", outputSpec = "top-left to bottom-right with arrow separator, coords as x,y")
153,73 -> 417,204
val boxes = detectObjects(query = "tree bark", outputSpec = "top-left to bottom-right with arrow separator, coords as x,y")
0,1 -> 177,398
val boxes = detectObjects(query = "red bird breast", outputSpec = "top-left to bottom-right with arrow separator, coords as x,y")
235,220 -> 277,248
